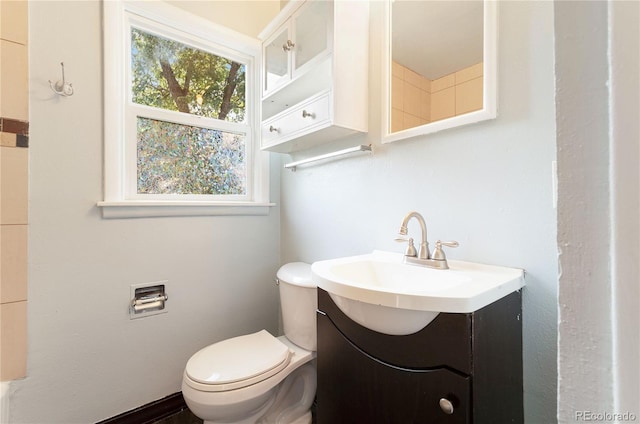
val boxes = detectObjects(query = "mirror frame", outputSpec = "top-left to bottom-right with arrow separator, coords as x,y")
382,0 -> 498,144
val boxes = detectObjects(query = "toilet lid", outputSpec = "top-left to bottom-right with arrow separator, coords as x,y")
185,330 -> 291,390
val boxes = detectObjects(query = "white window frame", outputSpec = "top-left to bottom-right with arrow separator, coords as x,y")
99,0 -> 272,218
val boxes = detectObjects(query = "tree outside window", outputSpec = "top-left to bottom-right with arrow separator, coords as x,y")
131,29 -> 248,196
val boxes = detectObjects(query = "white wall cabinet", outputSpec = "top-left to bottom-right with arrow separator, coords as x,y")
259,0 -> 369,153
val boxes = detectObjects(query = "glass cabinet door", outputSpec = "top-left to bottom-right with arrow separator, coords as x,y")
292,0 -> 330,72
264,26 -> 291,94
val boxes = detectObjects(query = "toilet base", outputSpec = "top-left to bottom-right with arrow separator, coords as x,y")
255,363 -> 316,424
290,410 -> 312,424
184,342 -> 316,424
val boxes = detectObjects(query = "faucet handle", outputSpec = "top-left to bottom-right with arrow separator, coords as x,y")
432,240 -> 459,261
395,237 -> 418,257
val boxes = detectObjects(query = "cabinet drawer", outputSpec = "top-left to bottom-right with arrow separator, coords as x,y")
261,92 -> 331,147
318,312 -> 471,424
317,288 -> 472,374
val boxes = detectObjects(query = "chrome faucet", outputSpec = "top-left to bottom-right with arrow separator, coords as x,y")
397,211 -> 430,259
395,211 -> 459,269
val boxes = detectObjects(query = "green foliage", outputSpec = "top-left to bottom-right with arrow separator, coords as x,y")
131,28 -> 246,122
137,118 -> 246,195
131,27 -> 248,195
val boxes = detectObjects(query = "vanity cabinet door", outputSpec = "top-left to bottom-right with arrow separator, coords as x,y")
317,313 -> 471,424
262,0 -> 331,97
291,0 -> 331,74
263,25 -> 291,95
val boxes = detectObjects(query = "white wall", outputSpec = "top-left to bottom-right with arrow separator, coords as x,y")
610,0 -> 640,415
8,1 -> 281,423
556,1 -> 640,421
280,2 -> 558,423
555,1 -> 614,419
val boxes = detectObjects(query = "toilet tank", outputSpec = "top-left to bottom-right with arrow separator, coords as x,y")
277,262 -> 317,351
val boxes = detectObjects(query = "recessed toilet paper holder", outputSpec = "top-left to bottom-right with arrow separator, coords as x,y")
130,282 -> 168,319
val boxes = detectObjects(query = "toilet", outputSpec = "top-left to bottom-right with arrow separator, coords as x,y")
182,263 -> 317,424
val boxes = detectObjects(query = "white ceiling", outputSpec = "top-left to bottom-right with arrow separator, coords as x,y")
392,0 -> 484,81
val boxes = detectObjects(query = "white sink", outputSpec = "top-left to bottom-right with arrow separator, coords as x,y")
311,251 -> 525,335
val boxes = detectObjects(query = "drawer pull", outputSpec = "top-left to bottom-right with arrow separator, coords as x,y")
302,110 -> 316,119
269,125 -> 279,133
439,398 -> 454,415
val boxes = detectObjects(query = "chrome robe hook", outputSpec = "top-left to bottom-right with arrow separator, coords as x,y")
49,62 -> 74,97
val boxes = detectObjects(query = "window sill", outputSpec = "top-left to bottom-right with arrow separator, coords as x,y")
97,200 -> 276,219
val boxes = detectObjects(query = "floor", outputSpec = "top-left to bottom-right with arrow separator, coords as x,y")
153,400 -> 317,424
153,408 -> 202,424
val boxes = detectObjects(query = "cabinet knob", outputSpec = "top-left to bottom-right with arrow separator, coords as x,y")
269,125 -> 279,133
302,110 -> 315,119
282,39 -> 295,52
439,398 -> 454,415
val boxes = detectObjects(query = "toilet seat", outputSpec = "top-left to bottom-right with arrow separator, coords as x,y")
185,330 -> 292,392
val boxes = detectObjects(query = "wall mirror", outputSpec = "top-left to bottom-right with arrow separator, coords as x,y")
382,0 -> 497,144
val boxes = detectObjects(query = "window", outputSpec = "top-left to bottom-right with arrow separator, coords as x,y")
100,1 -> 271,218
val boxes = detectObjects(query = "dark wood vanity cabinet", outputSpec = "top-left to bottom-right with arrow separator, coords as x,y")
316,288 -> 523,424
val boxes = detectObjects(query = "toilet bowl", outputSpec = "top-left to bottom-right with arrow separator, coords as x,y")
182,263 -> 317,424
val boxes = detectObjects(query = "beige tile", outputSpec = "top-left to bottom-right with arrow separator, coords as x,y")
404,68 -> 423,89
420,76 -> 431,93
1,301 -> 27,380
391,107 -> 403,133
431,73 -> 455,93
0,133 -> 17,147
403,112 -> 422,131
455,62 -> 483,85
431,87 -> 456,122
392,76 -> 404,111
0,40 -> 29,121
1,224 -> 27,303
403,80 -> 420,117
0,0 -> 28,45
1,146 -> 28,225
456,77 -> 484,116
420,90 -> 431,121
391,61 -> 404,79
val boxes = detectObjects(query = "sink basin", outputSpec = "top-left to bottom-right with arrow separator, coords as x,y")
311,250 -> 525,335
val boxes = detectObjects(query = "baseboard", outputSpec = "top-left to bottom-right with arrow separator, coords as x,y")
96,392 -> 188,424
